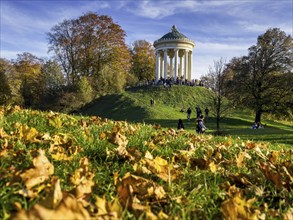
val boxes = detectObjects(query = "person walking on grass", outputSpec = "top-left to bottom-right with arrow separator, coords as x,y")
187,107 -> 192,121
205,107 -> 209,118
196,115 -> 207,134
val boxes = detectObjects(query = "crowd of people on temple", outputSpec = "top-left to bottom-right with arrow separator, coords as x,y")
135,77 -> 205,88
156,76 -> 204,87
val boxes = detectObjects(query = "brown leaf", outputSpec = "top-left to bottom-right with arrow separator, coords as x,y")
0,127 -> 9,138
94,196 -> 122,219
18,124 -> 40,143
70,158 -> 94,199
284,208 -> 293,220
20,149 -> 54,190
268,151 -> 279,163
236,151 -> 251,168
108,131 -> 128,147
221,187 -> 258,220
48,112 -> 63,128
245,141 -> 256,149
134,152 -> 181,182
115,172 -> 167,210
190,157 -> 210,170
12,193 -> 91,220
38,178 -> 63,209
259,162 -> 283,189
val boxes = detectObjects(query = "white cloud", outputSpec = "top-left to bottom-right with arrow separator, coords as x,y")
124,0 -> 247,19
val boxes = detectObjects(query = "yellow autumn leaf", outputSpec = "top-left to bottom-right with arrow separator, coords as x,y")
268,150 -> 279,163
221,191 -> 258,220
115,172 -> 167,210
209,161 -> 217,173
20,149 -> 54,190
11,194 -> 91,220
0,127 -> 9,138
38,178 -> 63,209
108,131 -> 128,147
259,162 -> 283,189
70,158 -> 94,198
48,113 -> 63,128
284,208 -> 293,220
99,131 -> 107,140
145,150 -> 153,160
18,124 -> 40,143
236,151 -> 251,168
94,196 -> 122,219
135,153 -> 181,182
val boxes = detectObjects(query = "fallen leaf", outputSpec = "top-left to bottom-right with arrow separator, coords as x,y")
20,149 -> 54,190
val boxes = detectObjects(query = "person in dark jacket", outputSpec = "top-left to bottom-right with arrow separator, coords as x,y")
187,107 -> 192,121
177,119 -> 185,130
196,115 -> 207,133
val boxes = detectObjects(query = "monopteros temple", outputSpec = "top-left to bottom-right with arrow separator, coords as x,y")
153,25 -> 195,82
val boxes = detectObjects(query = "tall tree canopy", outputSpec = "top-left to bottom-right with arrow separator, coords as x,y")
130,40 -> 155,82
14,52 -> 44,107
0,59 -> 12,104
47,12 -> 131,95
225,28 -> 293,122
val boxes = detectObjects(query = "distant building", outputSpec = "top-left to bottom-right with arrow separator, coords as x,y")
153,25 -> 195,82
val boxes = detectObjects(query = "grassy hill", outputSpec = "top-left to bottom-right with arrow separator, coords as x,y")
82,85 -> 293,146
1,105 -> 293,219
82,85 -> 212,121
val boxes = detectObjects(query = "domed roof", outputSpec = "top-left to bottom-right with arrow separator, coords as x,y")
159,25 -> 188,40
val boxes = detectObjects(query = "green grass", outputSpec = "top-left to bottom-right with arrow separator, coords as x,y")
82,85 -> 293,147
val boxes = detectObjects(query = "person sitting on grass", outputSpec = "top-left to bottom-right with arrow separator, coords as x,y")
252,121 -> 264,129
177,119 -> 185,130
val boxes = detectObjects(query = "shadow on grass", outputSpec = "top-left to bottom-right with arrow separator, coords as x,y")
145,117 -> 293,146
82,94 -> 150,122
82,98 -> 292,146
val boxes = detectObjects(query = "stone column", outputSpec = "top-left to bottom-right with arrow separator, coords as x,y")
179,49 -> 184,79
170,57 -> 173,78
188,51 -> 192,81
184,49 -> 188,80
168,49 -> 175,78
155,50 -> 160,82
174,49 -> 178,78
160,51 -> 164,80
164,49 -> 168,79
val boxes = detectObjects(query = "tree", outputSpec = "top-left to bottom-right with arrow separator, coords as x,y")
48,12 -> 131,96
203,58 -> 230,135
14,52 -> 44,108
77,76 -> 93,104
130,40 -> 155,82
225,28 -> 293,122
40,60 -> 65,94
0,59 -> 12,104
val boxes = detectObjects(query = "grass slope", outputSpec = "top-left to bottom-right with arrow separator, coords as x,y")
82,85 -> 293,146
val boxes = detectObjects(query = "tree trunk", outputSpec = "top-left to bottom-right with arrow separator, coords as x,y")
216,115 -> 220,135
216,96 -> 221,135
255,110 -> 262,123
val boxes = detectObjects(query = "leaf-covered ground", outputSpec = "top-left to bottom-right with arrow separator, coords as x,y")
0,106 -> 292,219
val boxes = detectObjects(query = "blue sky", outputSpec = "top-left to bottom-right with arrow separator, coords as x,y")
1,0 -> 292,79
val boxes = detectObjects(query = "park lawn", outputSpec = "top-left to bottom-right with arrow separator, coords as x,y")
82,85 -> 293,147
